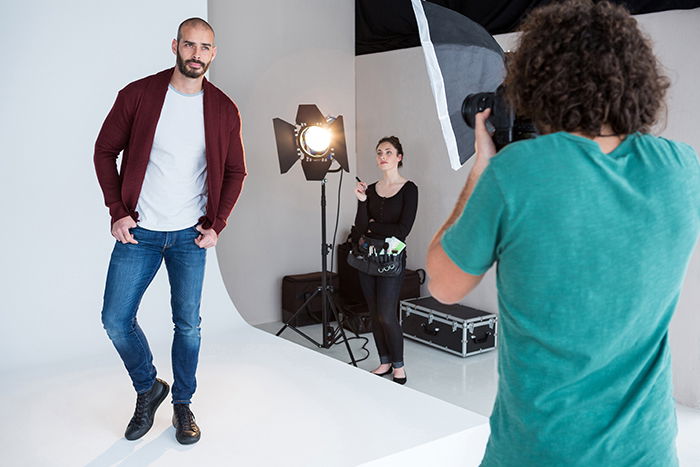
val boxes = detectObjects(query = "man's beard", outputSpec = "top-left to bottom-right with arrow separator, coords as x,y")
176,50 -> 210,78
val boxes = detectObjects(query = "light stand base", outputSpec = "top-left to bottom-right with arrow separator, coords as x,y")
276,284 -> 357,366
276,178 -> 357,366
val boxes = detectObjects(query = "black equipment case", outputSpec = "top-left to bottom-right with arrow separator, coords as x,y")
400,296 -> 497,357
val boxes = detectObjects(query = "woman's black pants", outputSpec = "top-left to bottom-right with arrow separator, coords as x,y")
357,268 -> 405,368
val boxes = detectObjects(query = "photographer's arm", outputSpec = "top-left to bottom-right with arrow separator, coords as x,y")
427,109 -> 497,304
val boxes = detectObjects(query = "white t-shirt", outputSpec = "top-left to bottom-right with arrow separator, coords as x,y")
136,84 -> 208,231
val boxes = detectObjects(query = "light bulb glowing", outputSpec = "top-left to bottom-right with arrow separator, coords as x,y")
301,125 -> 331,155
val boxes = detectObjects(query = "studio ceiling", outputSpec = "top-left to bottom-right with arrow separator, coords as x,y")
356,0 -> 700,55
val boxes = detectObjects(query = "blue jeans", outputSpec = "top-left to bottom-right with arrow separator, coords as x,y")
101,225 -> 206,404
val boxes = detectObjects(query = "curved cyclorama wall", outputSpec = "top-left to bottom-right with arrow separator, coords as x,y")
208,0 -> 357,326
0,0 -> 241,374
355,9 -> 700,406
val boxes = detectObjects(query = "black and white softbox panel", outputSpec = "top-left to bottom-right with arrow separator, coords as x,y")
411,0 -> 506,170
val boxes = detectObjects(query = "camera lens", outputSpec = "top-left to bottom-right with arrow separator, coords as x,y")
462,92 -> 495,129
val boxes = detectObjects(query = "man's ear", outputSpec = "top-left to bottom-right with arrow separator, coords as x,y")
171,39 -> 178,55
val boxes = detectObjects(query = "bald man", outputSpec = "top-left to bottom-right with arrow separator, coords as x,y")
94,17 -> 246,445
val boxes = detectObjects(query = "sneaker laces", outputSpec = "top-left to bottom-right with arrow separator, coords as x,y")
174,405 -> 196,430
130,391 -> 150,424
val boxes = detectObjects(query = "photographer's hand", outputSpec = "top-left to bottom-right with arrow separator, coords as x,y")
474,108 -> 497,172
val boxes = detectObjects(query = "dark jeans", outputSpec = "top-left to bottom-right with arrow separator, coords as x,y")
101,225 -> 206,404
358,267 -> 406,369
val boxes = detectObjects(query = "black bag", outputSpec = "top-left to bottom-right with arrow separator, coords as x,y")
339,301 -> 373,334
337,240 -> 426,334
281,272 -> 339,326
338,240 -> 425,304
346,236 -> 405,277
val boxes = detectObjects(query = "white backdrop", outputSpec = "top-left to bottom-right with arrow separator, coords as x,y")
0,0 -> 211,373
209,0 -> 357,326
355,10 -> 700,406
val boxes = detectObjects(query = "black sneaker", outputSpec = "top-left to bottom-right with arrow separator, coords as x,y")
172,404 -> 201,445
124,378 -> 169,440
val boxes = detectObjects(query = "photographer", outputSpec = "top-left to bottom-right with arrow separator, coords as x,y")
427,1 -> 699,466
354,136 -> 418,384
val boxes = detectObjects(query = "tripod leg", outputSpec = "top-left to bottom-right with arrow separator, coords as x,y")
327,293 -> 358,366
277,287 -> 322,336
276,287 -> 324,348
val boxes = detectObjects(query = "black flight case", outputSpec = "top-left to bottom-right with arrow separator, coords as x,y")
400,296 -> 497,357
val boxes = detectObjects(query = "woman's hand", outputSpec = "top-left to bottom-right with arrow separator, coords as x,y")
355,181 -> 368,201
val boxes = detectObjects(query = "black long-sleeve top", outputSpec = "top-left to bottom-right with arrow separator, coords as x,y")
354,181 -> 418,243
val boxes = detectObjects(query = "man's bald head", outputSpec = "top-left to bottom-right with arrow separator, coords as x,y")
177,18 -> 214,42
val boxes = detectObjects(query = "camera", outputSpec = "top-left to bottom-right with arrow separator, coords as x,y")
462,85 -> 538,151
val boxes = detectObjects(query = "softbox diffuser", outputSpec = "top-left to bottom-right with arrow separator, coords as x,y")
411,0 -> 506,170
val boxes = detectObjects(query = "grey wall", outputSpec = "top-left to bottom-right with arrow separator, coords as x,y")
209,0 -> 356,325
0,0 -> 209,373
356,10 -> 700,406
355,32 -> 519,314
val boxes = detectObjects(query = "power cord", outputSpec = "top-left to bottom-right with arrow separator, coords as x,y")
340,335 -> 370,364
330,168 -> 343,274
330,326 -> 370,364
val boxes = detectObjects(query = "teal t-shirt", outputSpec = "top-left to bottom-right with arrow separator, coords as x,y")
442,132 -> 700,467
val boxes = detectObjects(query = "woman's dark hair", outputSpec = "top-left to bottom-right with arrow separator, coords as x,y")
376,136 -> 404,168
504,0 -> 669,136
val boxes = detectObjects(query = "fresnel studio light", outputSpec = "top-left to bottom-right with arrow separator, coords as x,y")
273,104 -> 349,180
272,104 -> 356,365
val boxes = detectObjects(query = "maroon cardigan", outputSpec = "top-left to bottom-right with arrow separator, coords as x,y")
94,68 -> 247,234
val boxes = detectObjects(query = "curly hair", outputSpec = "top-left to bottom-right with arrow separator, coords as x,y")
376,136 -> 404,168
504,0 -> 669,136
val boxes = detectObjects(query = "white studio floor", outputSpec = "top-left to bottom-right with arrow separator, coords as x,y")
3,248 -> 698,467
259,319 -> 700,467
4,314 -> 699,467
2,253 -> 489,467
1,331 -> 487,467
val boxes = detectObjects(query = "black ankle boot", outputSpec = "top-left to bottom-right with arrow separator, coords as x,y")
124,378 -> 169,440
173,404 -> 201,445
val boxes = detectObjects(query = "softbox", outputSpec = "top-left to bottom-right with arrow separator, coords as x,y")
411,0 -> 505,170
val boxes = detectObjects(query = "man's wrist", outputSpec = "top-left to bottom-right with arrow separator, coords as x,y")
471,156 -> 490,177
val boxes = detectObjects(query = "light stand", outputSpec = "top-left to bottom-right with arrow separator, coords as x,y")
276,175 -> 357,365
273,104 -> 356,365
